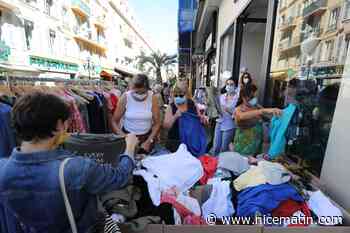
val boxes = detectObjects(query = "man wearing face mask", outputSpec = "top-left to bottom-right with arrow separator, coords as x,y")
163,85 -> 207,153
112,74 -> 161,153
0,92 -> 138,232
234,84 -> 282,157
212,78 -> 240,155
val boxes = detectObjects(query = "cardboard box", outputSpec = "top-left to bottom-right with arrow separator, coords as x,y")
164,225 -> 262,233
120,224 -> 164,233
263,227 -> 350,233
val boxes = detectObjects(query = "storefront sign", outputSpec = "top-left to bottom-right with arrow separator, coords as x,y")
29,56 -> 79,73
206,33 -> 213,52
0,41 -> 11,62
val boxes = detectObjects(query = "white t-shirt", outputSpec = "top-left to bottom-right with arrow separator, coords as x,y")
123,91 -> 153,135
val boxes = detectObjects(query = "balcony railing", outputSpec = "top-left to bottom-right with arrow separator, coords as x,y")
326,23 -> 338,33
71,0 -> 91,17
279,17 -> 296,30
303,0 -> 327,18
279,35 -> 301,52
301,27 -> 323,41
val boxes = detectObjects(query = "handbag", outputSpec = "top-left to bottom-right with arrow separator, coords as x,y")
59,158 -> 121,233
63,134 -> 125,166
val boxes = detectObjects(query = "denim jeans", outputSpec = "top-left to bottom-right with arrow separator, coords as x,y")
213,123 -> 235,156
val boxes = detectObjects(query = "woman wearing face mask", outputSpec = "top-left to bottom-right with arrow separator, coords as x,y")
240,72 -> 253,87
163,85 -> 205,152
112,74 -> 161,153
234,84 -> 282,156
0,92 -> 138,232
212,78 -> 240,155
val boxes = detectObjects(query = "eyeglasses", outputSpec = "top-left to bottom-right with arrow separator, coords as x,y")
174,94 -> 185,98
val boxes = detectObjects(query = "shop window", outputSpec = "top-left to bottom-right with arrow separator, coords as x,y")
48,29 -> 56,54
24,20 -> 34,50
342,36 -> 350,63
124,38 -> 133,49
219,25 -> 234,82
23,0 -> 37,8
0,10 -> 2,41
325,40 -> 335,62
344,1 -> 350,20
336,35 -> 344,63
269,1 -> 345,176
328,8 -> 340,32
63,38 -> 70,56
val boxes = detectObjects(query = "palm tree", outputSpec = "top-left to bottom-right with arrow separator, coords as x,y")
137,51 -> 177,84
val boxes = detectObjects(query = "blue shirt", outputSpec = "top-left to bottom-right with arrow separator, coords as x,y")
0,103 -> 16,158
0,148 -> 134,233
217,91 -> 240,131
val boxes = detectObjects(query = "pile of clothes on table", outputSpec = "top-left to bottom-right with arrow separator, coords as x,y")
101,144 -> 344,231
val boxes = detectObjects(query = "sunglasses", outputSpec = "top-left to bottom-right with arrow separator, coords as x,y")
174,94 -> 185,98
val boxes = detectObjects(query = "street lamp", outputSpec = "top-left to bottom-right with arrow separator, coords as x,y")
87,57 -> 91,80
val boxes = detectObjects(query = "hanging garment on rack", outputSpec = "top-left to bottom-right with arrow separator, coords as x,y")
0,103 -> 16,158
62,92 -> 87,133
87,92 -> 109,134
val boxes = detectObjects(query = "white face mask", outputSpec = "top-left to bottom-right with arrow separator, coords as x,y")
243,78 -> 250,84
132,91 -> 147,101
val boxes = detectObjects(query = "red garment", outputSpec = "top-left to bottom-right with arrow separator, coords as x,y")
272,199 -> 312,226
62,93 -> 86,133
199,155 -> 218,185
109,93 -> 119,113
161,194 -> 206,225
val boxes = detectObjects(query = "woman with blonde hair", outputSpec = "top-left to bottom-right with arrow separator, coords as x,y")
163,85 -> 207,156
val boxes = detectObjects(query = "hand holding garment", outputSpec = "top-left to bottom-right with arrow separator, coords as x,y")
133,144 -> 204,206
218,152 -> 250,176
237,183 -> 304,217
199,155 -> 218,185
268,104 -> 297,159
178,112 -> 207,157
307,190 -> 343,225
202,180 -> 235,219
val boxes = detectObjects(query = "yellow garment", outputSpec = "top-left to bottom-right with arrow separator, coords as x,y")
233,166 -> 267,191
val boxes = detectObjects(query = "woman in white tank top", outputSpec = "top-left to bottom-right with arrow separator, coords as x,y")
112,74 -> 161,152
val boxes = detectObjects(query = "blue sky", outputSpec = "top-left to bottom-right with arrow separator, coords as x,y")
128,0 -> 178,55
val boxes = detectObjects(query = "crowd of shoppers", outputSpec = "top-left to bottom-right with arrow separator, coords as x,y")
0,70 -> 285,232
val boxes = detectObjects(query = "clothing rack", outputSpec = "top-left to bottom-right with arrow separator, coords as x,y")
0,76 -> 113,86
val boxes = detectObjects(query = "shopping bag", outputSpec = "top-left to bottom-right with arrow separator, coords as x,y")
63,133 -> 125,166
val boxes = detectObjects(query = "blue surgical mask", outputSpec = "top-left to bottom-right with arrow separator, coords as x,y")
174,96 -> 187,105
225,85 -> 236,94
248,97 -> 258,107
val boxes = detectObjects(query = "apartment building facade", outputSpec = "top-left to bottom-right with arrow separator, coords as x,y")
0,0 -> 155,79
271,0 -> 350,82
